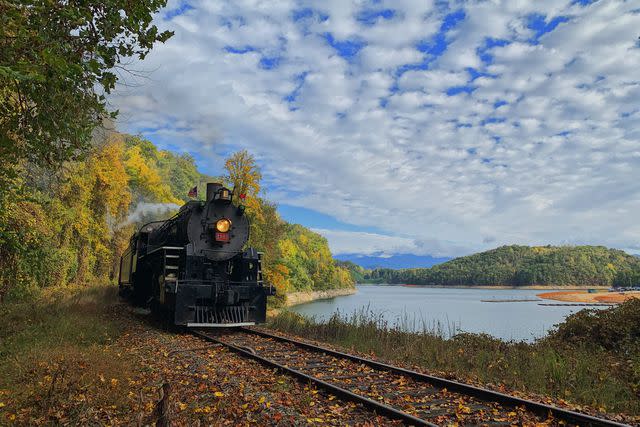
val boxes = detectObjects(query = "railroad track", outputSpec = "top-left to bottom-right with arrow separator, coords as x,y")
192,328 -> 629,426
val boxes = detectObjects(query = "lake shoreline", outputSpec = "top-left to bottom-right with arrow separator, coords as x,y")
286,287 -> 358,306
268,287 -> 357,317
370,284 -> 610,290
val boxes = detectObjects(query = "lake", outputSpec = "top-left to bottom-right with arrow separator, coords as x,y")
289,285 -> 605,342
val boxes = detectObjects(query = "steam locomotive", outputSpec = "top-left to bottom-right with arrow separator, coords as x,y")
118,183 -> 274,327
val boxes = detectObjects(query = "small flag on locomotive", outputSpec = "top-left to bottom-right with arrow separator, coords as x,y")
118,182 -> 275,327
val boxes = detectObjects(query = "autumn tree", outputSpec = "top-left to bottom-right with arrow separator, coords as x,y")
224,150 -> 263,218
0,0 -> 173,189
224,150 -> 261,199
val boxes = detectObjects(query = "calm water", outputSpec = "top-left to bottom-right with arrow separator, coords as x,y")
289,285 -> 605,342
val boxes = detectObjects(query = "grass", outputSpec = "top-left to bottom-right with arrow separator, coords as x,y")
267,300 -> 640,415
1,286 -> 120,356
0,285 -> 135,424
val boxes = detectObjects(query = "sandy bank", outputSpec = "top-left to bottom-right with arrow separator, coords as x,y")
267,287 -> 357,317
286,287 -> 357,307
397,284 -> 610,290
537,290 -> 640,303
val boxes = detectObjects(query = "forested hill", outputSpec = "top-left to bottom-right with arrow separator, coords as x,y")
0,132 -> 353,304
353,245 -> 640,287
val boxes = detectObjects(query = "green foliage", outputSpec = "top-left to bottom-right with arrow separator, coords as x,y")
613,269 -> 640,288
158,152 -> 205,202
0,0 -> 172,186
361,245 -> 640,287
0,0 -> 173,299
0,134 -> 134,301
335,260 -> 366,282
545,298 -> 640,354
277,224 -> 354,292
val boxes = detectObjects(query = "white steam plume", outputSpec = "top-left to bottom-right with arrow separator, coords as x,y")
121,202 -> 181,227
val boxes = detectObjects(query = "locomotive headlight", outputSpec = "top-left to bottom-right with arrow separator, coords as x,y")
215,218 -> 232,232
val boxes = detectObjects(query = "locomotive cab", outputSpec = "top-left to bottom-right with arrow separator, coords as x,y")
118,182 -> 274,327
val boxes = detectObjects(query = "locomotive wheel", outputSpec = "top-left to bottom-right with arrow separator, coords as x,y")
150,272 -> 174,326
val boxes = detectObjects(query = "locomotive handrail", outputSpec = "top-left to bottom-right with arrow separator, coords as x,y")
152,205 -> 192,236
200,248 -> 254,256
142,245 -> 185,257
174,279 -> 265,287
137,220 -> 166,231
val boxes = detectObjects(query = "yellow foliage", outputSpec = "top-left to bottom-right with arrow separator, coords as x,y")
264,263 -> 290,305
278,238 -> 298,259
92,136 -> 131,220
225,150 -> 263,221
124,145 -> 181,204
532,246 -> 551,254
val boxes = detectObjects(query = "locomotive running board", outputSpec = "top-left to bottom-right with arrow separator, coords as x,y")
187,322 -> 256,328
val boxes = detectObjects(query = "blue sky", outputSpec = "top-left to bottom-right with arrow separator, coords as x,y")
111,0 -> 640,257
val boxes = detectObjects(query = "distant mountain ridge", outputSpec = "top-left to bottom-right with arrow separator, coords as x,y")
335,253 -> 451,269
341,245 -> 640,287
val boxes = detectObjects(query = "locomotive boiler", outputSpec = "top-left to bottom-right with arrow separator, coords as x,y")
118,183 -> 274,326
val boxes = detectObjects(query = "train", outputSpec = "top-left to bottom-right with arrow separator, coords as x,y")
118,182 -> 274,327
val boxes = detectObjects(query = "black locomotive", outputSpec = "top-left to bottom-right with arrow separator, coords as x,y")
118,183 -> 274,326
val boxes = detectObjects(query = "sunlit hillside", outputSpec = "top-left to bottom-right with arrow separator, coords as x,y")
356,245 -> 640,287
0,132 -> 353,303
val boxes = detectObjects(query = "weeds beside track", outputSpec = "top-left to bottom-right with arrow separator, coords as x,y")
194,327 -> 628,426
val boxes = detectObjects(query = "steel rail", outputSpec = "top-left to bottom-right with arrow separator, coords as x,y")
192,330 -> 435,426
240,327 -> 629,427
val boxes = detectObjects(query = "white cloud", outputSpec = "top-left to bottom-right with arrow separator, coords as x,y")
110,0 -> 640,257
311,228 -> 418,256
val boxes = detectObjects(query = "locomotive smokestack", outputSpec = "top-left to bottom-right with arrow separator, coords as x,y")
206,183 -> 223,202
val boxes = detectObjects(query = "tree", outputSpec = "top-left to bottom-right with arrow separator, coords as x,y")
224,150 -> 263,217
614,269 -> 640,288
224,150 -> 262,199
0,0 -> 173,188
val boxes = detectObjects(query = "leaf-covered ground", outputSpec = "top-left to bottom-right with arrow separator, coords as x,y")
3,288 -> 638,425
0,301 -> 397,425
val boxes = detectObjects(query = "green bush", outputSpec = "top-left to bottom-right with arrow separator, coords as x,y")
545,298 -> 640,353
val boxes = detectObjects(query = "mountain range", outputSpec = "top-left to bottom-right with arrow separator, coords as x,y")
334,253 -> 452,269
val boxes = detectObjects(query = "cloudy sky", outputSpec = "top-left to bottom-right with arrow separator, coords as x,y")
110,0 -> 640,258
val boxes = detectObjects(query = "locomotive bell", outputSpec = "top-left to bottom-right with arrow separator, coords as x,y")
206,183 -> 223,202
206,182 -> 232,202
